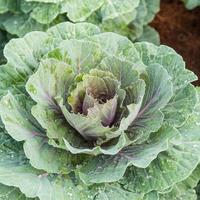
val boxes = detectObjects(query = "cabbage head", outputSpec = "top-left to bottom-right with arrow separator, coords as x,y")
0,22 -> 199,200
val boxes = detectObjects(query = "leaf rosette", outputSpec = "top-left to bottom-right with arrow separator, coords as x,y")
0,22 -> 200,199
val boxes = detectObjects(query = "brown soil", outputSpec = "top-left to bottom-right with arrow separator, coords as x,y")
151,0 -> 200,85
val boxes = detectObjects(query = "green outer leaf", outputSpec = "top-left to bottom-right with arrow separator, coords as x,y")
61,0 -> 104,22
143,191 -> 159,200
181,0 -> 200,9
91,32 -> 143,65
100,0 -> 140,25
0,0 -> 16,14
26,58 -> 74,106
31,103 -> 84,147
23,137 -> 74,174
0,131 -> 96,200
0,93 -> 75,174
4,31 -> 50,75
128,63 -> 173,143
0,164 -> 95,200
134,42 -> 197,91
121,142 -> 200,194
94,184 -> 143,200
0,184 -> 37,200
79,125 -> 176,184
58,39 -> 103,73
30,3 -> 60,24
0,64 -> 26,98
3,14 -> 47,37
159,165 -> 200,200
143,0 -> 160,24
120,112 -> 200,194
163,83 -> 198,127
136,26 -> 160,45
0,93 -> 41,142
25,0 -> 63,2
47,22 -> 101,40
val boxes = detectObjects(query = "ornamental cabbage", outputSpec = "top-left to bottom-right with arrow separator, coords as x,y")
0,0 -> 160,63
0,22 -> 199,200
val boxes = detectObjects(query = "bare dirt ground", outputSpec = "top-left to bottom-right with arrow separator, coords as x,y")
151,0 -> 200,85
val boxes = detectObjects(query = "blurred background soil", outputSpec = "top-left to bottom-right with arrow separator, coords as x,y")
151,0 -> 200,85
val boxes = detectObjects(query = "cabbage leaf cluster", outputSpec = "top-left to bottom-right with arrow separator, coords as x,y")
0,0 -> 160,64
0,22 -> 199,200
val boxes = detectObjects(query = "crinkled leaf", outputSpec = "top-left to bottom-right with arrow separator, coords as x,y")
94,184 -> 143,200
0,0 -> 16,14
134,42 -> 197,91
143,0 -> 160,24
87,95 -> 118,127
47,22 -> 101,40
100,56 -> 139,88
0,93 -> 42,142
26,58 -> 74,106
119,79 -> 145,132
25,0 -> 63,2
79,125 -> 176,184
128,63 -> 173,142
58,97 -> 128,154
0,184 -> 37,200
61,0 -> 104,22
3,14 -> 47,37
162,83 -> 198,127
0,93 -> 76,174
159,165 -> 200,200
100,0 -> 140,25
91,32 -> 144,67
136,26 -> 160,45
31,3 -> 60,24
58,39 -> 103,73
4,31 -> 50,75
0,64 -> 26,98
120,113 -> 200,194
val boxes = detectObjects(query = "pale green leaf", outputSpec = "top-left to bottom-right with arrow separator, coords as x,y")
3,14 -> 47,37
0,93 -> 76,174
136,26 -> 160,45
0,184 -> 37,200
181,0 -> 200,9
134,42 -> 197,91
61,0 -> 104,22
31,3 -> 60,24
101,0 -> 140,25
79,125 -> 176,184
100,56 -> 139,88
47,22 -> 100,40
128,63 -> 173,142
26,58 -> 74,106
4,31 -> 50,75
162,84 -> 198,127
95,184 -> 143,200
159,165 -> 200,199
120,115 -> 200,194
